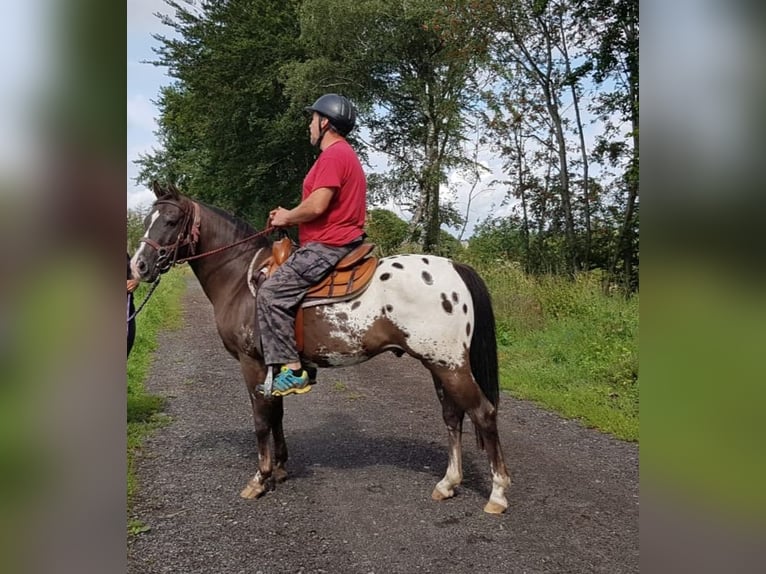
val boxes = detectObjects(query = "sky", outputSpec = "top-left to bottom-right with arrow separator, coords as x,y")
127,0 -> 174,211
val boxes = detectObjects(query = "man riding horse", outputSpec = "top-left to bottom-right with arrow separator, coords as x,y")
258,94 -> 367,396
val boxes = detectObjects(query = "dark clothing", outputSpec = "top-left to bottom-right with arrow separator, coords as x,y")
256,241 -> 359,365
127,254 -> 136,357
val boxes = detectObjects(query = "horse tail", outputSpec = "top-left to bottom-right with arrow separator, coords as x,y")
453,262 -> 499,408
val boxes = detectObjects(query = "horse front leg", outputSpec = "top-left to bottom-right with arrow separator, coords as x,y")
431,374 -> 465,501
239,357 -> 282,499
269,396 -> 288,483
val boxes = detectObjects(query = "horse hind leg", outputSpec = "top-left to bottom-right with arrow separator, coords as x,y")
431,374 -> 465,502
432,365 -> 511,514
469,395 -> 511,514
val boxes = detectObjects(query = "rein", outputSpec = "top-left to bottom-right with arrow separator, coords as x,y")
176,225 -> 275,264
127,276 -> 161,322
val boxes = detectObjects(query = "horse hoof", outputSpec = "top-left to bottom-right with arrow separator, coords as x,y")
431,486 -> 455,501
273,467 -> 288,483
483,500 -> 507,514
240,479 -> 266,500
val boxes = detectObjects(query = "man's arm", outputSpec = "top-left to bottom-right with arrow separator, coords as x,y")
270,187 -> 334,227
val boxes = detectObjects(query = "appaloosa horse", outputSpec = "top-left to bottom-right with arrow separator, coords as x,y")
130,182 -> 511,513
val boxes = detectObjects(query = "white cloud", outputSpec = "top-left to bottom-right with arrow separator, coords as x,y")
127,138 -> 158,211
127,186 -> 155,212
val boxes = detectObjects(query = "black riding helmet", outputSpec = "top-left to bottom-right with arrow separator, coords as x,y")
304,93 -> 356,137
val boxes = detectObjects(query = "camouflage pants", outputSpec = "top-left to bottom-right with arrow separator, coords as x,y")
257,241 -> 358,366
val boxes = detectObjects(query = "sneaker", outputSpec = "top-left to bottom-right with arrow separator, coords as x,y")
271,366 -> 311,397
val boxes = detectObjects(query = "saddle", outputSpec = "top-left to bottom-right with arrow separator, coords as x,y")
261,237 -> 378,352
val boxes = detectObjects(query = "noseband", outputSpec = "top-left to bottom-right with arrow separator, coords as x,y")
140,200 -> 201,273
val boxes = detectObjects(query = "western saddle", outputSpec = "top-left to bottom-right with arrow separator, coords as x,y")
260,237 -> 378,352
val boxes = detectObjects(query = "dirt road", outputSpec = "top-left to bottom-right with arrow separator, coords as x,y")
128,278 -> 639,574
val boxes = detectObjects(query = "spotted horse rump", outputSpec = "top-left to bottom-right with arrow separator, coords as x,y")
303,255 -> 475,370
130,181 -> 512,514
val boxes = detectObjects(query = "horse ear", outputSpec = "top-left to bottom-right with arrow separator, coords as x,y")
167,183 -> 181,200
151,180 -> 163,199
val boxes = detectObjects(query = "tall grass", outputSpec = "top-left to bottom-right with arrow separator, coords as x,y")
127,269 -> 186,507
475,261 -> 639,441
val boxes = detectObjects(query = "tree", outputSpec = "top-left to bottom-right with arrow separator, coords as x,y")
286,0 -> 490,252
467,217 -> 526,264
365,208 -> 408,256
488,0 -> 579,274
135,0 -> 315,224
576,0 -> 639,290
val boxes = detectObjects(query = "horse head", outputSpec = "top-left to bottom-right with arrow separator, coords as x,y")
131,181 -> 200,282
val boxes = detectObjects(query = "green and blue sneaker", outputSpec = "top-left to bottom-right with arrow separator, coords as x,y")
271,366 -> 311,397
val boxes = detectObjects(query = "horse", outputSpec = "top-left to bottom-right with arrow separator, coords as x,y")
130,182 -> 511,514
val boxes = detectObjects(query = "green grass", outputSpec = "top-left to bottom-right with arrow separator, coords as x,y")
476,263 -> 639,441
127,269 -> 186,510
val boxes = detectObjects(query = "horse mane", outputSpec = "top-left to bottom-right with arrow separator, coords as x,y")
197,200 -> 271,249
204,203 -> 255,233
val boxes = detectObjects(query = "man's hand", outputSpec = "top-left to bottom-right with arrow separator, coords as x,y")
269,206 -> 291,228
127,278 -> 140,293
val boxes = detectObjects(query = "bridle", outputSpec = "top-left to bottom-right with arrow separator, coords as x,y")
139,198 -> 275,274
139,199 -> 202,274
130,197 -> 273,324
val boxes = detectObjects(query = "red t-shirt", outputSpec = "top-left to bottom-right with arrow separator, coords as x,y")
299,139 -> 367,246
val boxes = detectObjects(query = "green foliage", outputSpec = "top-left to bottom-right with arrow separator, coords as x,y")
466,217 -> 526,264
475,261 -> 639,440
127,207 -> 149,253
291,0 -> 489,253
365,207 -> 463,258
436,229 -> 464,258
127,268 -> 186,508
128,520 -> 151,537
365,208 -> 408,256
137,0 -> 314,223
138,0 -> 638,277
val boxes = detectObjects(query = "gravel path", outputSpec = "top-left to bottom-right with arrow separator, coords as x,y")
128,278 -> 639,574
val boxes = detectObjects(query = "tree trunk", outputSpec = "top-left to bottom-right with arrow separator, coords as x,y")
514,125 -> 531,271
422,95 -> 442,253
558,14 -> 591,270
546,93 -> 576,275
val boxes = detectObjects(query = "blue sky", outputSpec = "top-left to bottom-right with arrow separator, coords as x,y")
127,0 -> 174,210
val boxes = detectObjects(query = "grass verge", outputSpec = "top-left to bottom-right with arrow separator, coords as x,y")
127,269 -> 186,512
477,262 -> 639,441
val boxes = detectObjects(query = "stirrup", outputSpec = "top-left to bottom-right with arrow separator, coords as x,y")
254,368 -> 274,398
